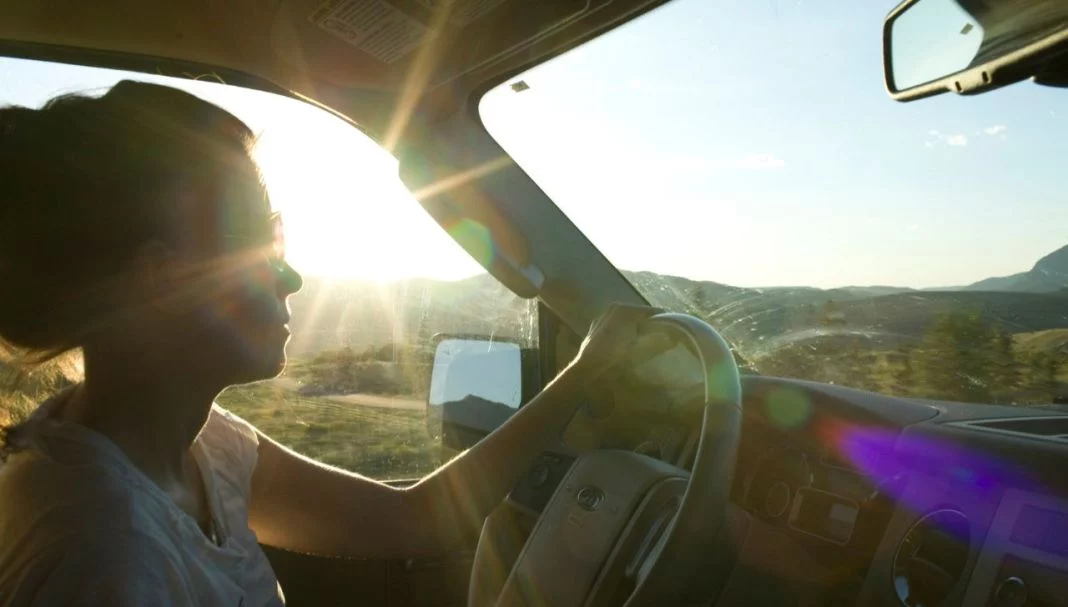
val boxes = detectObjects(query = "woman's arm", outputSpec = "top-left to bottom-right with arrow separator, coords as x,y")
248,361 -> 584,558
247,304 -> 653,559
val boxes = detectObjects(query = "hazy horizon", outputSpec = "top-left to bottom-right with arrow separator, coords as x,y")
296,236 -> 1062,292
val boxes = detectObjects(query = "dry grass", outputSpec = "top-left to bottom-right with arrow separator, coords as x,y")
217,382 -> 441,480
0,391 -> 37,428
0,354 -> 440,480
0,354 -> 80,428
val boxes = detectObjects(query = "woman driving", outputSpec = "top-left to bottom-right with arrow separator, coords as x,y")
0,81 -> 651,605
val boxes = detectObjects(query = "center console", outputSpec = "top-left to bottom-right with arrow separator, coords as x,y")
856,417 -> 1068,607
962,490 -> 1068,607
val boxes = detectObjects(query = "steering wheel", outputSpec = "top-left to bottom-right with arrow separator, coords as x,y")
470,312 -> 744,606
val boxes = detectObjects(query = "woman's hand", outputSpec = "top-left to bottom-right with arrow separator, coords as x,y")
569,303 -> 664,380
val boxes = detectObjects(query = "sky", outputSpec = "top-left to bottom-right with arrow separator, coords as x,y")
481,0 -> 1068,289
2,0 -> 1066,290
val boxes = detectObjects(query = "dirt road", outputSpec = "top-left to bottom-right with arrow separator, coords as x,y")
269,377 -> 423,411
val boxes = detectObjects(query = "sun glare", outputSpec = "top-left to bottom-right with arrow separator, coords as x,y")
0,58 -> 483,283
249,101 -> 482,282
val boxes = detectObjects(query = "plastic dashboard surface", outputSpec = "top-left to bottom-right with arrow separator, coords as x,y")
731,378 -> 940,589
734,377 -> 1068,606
821,395 -> 1068,606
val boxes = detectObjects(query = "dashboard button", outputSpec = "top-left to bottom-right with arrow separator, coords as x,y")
994,576 -> 1027,607
765,481 -> 792,518
528,462 -> 550,488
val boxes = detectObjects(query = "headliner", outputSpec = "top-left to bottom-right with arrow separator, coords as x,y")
0,0 -> 670,143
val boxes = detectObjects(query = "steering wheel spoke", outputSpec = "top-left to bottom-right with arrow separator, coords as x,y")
474,313 -> 743,607
494,451 -> 685,606
586,477 -> 689,607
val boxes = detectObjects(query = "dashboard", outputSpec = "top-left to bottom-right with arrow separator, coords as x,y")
509,373 -> 1068,606
734,377 -> 1068,606
742,444 -> 877,546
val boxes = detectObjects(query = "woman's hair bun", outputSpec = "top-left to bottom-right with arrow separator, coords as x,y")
0,81 -> 255,360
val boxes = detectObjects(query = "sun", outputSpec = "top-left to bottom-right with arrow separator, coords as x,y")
245,94 -> 481,282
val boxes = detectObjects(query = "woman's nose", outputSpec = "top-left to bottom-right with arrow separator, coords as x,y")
276,260 -> 303,296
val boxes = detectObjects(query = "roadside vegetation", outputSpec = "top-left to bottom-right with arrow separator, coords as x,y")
0,345 -> 441,480
0,355 -> 77,428
216,381 -> 440,480
288,343 -> 431,399
753,310 -> 1068,406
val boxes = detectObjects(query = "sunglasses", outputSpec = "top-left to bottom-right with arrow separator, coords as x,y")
222,212 -> 286,269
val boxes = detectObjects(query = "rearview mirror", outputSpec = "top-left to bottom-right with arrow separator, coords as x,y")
426,336 -> 534,457
884,0 -> 1068,101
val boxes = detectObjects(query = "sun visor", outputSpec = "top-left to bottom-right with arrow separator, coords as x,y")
397,147 -> 544,298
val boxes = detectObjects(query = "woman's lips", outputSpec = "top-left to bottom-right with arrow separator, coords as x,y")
275,316 -> 291,337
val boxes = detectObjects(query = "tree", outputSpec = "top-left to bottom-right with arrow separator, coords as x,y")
821,299 -> 846,326
690,286 -> 710,317
1025,350 -> 1062,402
908,311 -> 1017,403
893,347 -> 915,396
989,328 -> 1020,404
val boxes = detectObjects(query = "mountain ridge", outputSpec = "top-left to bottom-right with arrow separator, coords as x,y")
963,244 -> 1068,293
284,244 -> 1068,358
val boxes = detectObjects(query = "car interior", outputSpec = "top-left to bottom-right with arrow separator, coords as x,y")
2,0 -> 1068,605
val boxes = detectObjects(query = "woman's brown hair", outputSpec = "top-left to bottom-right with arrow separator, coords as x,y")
0,80 -> 259,455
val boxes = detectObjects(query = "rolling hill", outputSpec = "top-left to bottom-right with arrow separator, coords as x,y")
283,260 -> 1068,366
1014,328 -> 1068,356
285,274 -> 537,356
964,244 -> 1068,293
273,242 -> 1068,374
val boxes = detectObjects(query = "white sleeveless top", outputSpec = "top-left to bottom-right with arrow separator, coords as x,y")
0,397 -> 284,606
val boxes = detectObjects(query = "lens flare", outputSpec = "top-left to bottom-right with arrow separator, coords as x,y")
832,425 -> 1041,515
765,387 -> 813,429
704,359 -> 740,405
446,219 -> 495,268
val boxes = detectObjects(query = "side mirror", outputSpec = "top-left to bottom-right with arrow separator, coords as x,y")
426,336 -> 537,457
884,0 -> 1068,101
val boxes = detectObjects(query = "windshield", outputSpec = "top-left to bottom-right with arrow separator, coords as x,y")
481,0 -> 1068,407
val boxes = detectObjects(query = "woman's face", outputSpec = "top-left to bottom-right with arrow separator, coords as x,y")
174,164 -> 303,385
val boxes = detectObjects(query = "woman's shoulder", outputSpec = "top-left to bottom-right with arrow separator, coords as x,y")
0,507 -> 193,605
0,442 -> 141,521
0,453 -> 192,604
0,444 -> 167,550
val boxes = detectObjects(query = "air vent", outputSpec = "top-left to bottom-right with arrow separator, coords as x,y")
893,509 -> 971,607
952,416 -> 1068,443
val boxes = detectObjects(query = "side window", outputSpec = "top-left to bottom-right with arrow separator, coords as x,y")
0,58 -> 537,481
